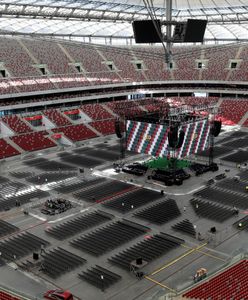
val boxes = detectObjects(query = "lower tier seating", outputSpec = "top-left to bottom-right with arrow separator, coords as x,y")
81,103 -> 113,120
90,120 -> 116,135
183,260 -> 248,300
2,115 -> 32,134
53,124 -> 97,141
0,291 -> 21,300
11,131 -> 56,151
0,139 -> 20,159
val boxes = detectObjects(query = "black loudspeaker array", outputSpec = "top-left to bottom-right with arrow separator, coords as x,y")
168,126 -> 178,148
168,126 -> 185,149
132,19 -> 207,44
177,130 -> 185,148
132,20 -> 162,43
115,120 -> 122,138
212,120 -> 222,137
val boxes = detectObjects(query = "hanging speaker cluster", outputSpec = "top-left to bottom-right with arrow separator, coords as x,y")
211,120 -> 222,137
168,126 -> 185,149
115,120 -> 122,138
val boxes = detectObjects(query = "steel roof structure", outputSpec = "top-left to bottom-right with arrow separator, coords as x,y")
0,0 -> 247,44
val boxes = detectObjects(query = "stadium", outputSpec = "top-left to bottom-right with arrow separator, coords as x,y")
0,0 -> 248,299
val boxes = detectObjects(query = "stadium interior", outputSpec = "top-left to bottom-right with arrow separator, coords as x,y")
0,0 -> 248,300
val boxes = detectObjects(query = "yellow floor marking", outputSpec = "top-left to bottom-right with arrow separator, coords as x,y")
181,244 -> 226,262
144,276 -> 176,293
150,243 -> 207,276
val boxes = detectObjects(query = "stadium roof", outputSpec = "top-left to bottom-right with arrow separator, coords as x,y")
0,0 -> 248,44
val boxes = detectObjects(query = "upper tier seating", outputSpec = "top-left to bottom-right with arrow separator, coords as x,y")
173,47 -> 200,80
90,120 -> 116,135
183,260 -> 248,300
175,96 -> 218,106
137,47 -> 171,81
0,38 -> 40,77
2,115 -> 32,134
43,109 -> 71,126
228,46 -> 248,82
0,139 -> 20,159
81,104 -> 113,120
202,46 -> 238,81
23,39 -> 76,75
102,47 -> 146,82
52,124 -> 97,141
0,38 -> 247,95
107,100 -> 144,116
11,131 -> 56,151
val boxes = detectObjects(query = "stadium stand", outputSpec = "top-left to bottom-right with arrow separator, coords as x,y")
0,291 -> 21,300
52,124 -> 97,141
102,47 -> 146,82
183,260 -> 248,300
0,38 -> 40,77
202,46 -> 238,81
10,131 -> 56,151
22,39 -> 75,75
90,120 -> 115,135
219,99 -> 248,125
173,47 -> 200,80
0,38 -> 247,95
80,103 -> 113,120
2,115 -> 32,134
0,139 -> 20,159
43,109 -> 71,126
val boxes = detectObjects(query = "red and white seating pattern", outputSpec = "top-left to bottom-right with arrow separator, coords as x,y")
202,46 -> 238,81
52,124 -> 97,142
0,97 -> 247,160
103,48 -> 146,82
0,291 -> 21,300
173,47 -> 200,80
107,100 -> 144,116
137,47 -> 171,81
218,99 -> 248,125
228,47 -> 248,82
183,260 -> 248,300
43,109 -> 71,126
11,131 -> 56,151
23,39 -> 75,75
90,120 -> 115,135
63,44 -> 106,73
0,38 -> 247,95
2,115 -> 32,134
0,139 -> 20,159
81,104 -> 113,120
0,38 -> 40,77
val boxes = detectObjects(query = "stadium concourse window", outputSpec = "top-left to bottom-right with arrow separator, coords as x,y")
230,61 -> 238,69
70,63 -> 84,73
197,61 -> 207,69
103,61 -> 116,71
34,64 -> 49,76
0,68 -> 9,78
168,62 -> 174,69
